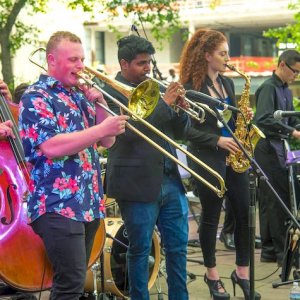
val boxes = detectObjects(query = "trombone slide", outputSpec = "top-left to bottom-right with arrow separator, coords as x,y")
28,47 -> 226,198
81,74 -> 226,198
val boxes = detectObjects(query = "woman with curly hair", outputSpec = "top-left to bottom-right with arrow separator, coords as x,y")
179,28 -> 261,300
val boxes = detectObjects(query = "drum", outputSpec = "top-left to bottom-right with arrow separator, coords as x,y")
104,195 -> 120,217
105,196 -> 116,208
101,166 -> 120,217
85,218 -> 161,299
87,218 -> 106,269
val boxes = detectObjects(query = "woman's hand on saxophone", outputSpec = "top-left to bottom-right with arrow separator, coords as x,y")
217,136 -> 240,154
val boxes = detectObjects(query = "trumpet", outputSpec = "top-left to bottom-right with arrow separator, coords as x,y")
146,75 -> 206,123
147,75 -> 232,128
29,48 -> 226,197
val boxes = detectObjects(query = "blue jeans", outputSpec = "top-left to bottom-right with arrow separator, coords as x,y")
118,175 -> 189,300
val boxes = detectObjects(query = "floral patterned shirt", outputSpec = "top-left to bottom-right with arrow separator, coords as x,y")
19,74 -> 105,223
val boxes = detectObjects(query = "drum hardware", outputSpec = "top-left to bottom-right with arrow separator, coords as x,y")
153,254 -> 166,300
279,142 -> 300,283
105,232 -> 128,251
105,201 -> 120,218
90,262 -> 101,298
154,270 -> 164,300
85,218 -> 161,299
89,258 -> 113,300
273,141 -> 300,287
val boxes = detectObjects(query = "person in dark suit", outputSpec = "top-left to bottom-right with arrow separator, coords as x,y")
254,49 -> 300,265
103,35 -> 190,300
179,28 -> 260,300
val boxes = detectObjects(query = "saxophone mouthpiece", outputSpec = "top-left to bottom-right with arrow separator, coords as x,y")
225,64 -> 236,72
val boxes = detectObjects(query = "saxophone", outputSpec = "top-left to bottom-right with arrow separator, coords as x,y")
225,64 -> 265,173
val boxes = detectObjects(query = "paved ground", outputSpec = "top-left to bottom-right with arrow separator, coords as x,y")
0,199 -> 294,300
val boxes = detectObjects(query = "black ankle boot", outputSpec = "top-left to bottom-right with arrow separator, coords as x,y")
230,270 -> 261,300
204,274 -> 230,300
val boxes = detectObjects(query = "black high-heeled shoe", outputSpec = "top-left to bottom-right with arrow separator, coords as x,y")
230,270 -> 261,300
204,274 -> 230,300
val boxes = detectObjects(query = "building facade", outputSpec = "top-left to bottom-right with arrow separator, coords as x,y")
10,0 -> 298,96
83,0 -> 296,95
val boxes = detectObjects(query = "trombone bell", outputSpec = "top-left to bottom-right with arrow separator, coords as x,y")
130,80 -> 160,119
81,67 -> 160,120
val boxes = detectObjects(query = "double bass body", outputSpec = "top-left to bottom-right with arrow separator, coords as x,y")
0,97 -> 105,292
0,99 -> 53,291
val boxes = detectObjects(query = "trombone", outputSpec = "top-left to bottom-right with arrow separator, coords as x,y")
29,48 -> 226,198
147,75 -> 232,128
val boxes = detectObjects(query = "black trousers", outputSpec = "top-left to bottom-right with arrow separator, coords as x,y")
222,197 -> 235,234
32,213 -> 100,300
195,166 -> 250,268
255,142 -> 291,263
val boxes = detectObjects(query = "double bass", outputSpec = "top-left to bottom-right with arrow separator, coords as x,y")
0,90 -> 106,292
0,92 -> 53,291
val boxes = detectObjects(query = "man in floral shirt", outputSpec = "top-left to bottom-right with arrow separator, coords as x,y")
19,31 -> 128,300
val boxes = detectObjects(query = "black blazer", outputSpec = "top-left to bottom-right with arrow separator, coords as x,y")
103,72 -> 190,203
184,75 -> 236,181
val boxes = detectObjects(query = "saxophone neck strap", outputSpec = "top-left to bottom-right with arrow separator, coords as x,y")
206,75 -> 225,100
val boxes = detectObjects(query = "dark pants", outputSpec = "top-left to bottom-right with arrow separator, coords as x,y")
255,141 -> 290,263
196,167 -> 250,268
32,213 -> 100,300
222,197 -> 235,234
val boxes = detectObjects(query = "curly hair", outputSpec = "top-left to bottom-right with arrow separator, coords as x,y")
179,28 -> 227,90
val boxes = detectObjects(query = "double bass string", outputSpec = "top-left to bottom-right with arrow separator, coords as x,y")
0,92 -> 30,185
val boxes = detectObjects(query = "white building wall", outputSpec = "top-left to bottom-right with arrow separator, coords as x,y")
101,30 -> 172,77
11,1 -> 90,85
3,0 -> 296,85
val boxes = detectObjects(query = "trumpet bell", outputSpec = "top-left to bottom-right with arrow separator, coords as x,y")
130,79 -> 160,119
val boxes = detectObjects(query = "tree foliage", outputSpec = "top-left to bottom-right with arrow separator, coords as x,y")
264,1 -> 300,149
0,0 -> 48,89
263,1 -> 300,50
1,0 -> 183,88
68,0 -> 184,48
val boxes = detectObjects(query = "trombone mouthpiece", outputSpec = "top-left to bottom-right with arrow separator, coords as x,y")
76,71 -> 94,89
